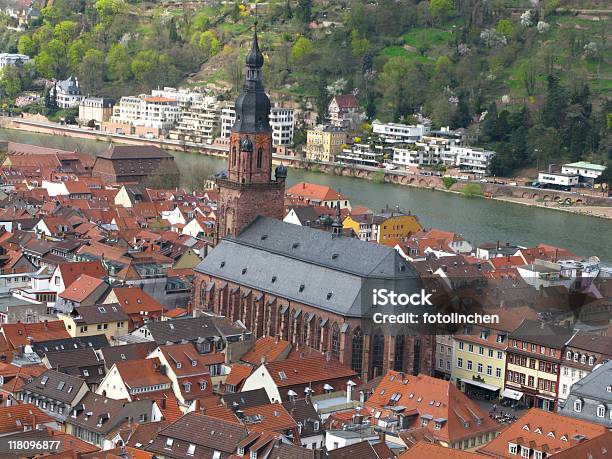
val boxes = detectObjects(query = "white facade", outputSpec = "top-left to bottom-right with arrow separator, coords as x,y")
561,162 -> 606,180
558,363 -> 589,403
168,96 -> 221,143
221,104 -> 294,146
538,172 -> 579,187
270,107 -> 295,145
240,364 -> 282,403
336,143 -> 383,167
150,87 -> 204,106
373,121 -> 431,143
450,146 -> 496,176
0,53 -> 30,69
111,96 -> 182,133
53,76 -> 83,109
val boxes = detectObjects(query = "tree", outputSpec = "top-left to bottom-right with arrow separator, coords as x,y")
168,18 -> 180,43
78,49 -> 106,92
183,162 -> 215,191
296,0 -> 312,24
291,36 -> 313,64
95,0 -> 125,25
0,67 -> 22,100
519,60 -> 537,96
480,103 -> 499,143
496,19 -> 515,39
35,51 -> 56,79
461,183 -> 482,197
106,43 -> 131,81
350,30 -> 369,57
284,0 -> 293,19
430,0 -> 454,21
541,74 -> 568,129
379,57 -> 427,121
198,31 -> 220,58
53,20 -> 77,42
315,74 -> 329,124
68,40 -> 89,72
452,92 -> 471,128
17,35 -> 35,56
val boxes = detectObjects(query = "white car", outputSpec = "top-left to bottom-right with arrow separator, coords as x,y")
385,163 -> 398,170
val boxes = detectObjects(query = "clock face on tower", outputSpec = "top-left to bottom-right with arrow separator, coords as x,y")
215,24 -> 286,242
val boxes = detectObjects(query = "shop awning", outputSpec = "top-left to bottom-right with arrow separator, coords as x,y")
463,379 -> 499,392
501,388 -> 524,400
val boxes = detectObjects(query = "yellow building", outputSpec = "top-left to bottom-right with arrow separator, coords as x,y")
59,304 -> 129,340
451,326 -> 509,399
344,210 -> 422,243
372,210 -> 422,244
305,125 -> 347,162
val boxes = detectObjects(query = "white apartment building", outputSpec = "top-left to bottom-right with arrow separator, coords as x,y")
561,161 -> 606,184
168,96 -> 221,143
0,53 -> 30,69
336,143 -> 383,167
269,107 -> 295,145
150,87 -> 204,106
52,76 -> 83,109
538,172 -> 579,188
220,103 -> 236,138
111,95 -> 182,133
373,120 -> 431,143
449,146 -> 496,176
392,137 -> 459,168
221,104 -> 295,146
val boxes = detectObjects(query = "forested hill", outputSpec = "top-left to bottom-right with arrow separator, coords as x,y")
0,0 -> 610,176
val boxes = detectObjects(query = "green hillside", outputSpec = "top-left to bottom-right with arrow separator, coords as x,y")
0,0 -> 610,177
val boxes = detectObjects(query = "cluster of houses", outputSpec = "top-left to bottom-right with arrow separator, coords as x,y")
0,135 -> 608,458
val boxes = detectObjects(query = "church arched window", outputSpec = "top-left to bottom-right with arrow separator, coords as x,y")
394,334 -> 405,371
331,323 -> 340,360
372,334 -> 385,377
351,327 -> 364,376
256,148 -> 263,169
232,147 -> 237,167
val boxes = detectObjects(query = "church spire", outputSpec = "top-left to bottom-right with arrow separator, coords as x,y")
232,17 -> 271,134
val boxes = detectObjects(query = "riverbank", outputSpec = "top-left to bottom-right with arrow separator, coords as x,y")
2,125 -> 611,259
493,196 -> 612,220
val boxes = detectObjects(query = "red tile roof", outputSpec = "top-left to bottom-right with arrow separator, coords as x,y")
286,182 -> 347,202
366,372 -> 499,444
264,355 -> 357,387
399,442 -> 486,458
224,364 -> 253,388
110,286 -> 165,315
114,357 -> 172,392
59,274 -> 106,303
0,404 -> 55,434
332,94 -> 359,109
2,320 -> 70,350
477,408 -> 608,458
57,261 -> 106,288
241,336 -> 291,366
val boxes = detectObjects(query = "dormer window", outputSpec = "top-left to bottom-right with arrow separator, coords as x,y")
165,438 -> 173,449
176,362 -> 182,369
184,382 -> 191,393
250,450 -> 257,459
574,400 -> 582,412
588,356 -> 594,365
597,405 -> 605,418
187,444 -> 196,456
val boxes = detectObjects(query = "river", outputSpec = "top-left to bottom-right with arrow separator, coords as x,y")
1,128 -> 610,260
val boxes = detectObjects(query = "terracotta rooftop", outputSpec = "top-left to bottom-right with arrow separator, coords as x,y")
2,320 -> 70,350
286,182 -> 347,202
0,404 -> 55,434
366,371 -> 499,444
59,274 -> 106,303
399,442 -> 486,458
241,336 -> 292,366
264,355 -> 357,387
477,408 -> 608,458
57,260 -> 106,289
114,357 -> 171,392
109,286 -> 165,314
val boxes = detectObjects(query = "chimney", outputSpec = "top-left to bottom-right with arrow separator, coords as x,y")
496,240 -> 500,250
346,380 -> 356,403
260,356 -> 267,365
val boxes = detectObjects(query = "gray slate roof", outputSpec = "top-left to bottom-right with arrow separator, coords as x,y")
561,360 -> 612,427
195,217 -> 420,318
141,315 -> 247,344
22,369 -> 86,404
31,335 -> 110,356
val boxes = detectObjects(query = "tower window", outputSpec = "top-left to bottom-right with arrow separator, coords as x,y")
257,148 -> 263,169
232,147 -> 236,167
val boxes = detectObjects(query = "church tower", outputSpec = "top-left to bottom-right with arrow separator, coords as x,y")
216,25 -> 287,242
